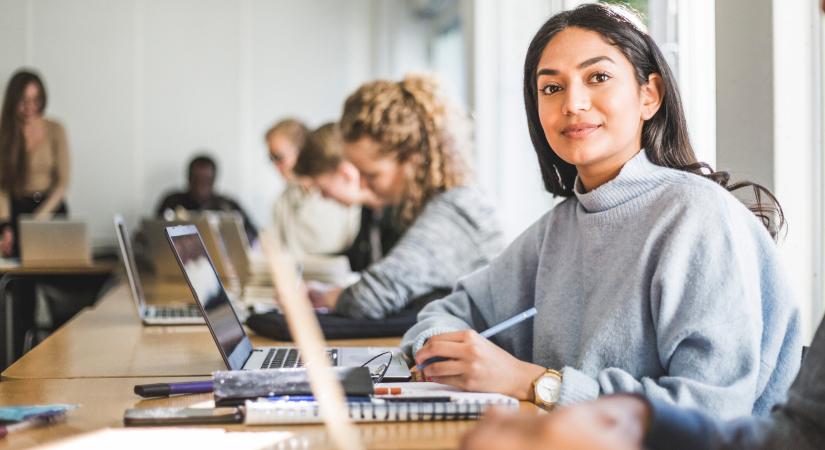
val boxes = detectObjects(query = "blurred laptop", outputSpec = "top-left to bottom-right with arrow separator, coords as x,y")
19,218 -> 91,267
114,215 -> 203,325
142,214 -> 230,280
165,224 -> 410,380
216,212 -> 255,286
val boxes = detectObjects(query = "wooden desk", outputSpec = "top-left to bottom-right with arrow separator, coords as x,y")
1,261 -> 118,368
0,377 -> 539,449
0,279 -> 542,449
2,281 -> 401,380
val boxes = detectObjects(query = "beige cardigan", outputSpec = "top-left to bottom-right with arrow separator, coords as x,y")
272,182 -> 360,257
0,118 -> 70,221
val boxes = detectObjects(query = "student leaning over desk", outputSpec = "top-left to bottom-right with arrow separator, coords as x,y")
307,75 -> 504,320
402,3 -> 800,419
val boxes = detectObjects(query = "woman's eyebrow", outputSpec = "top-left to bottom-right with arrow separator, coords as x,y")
536,55 -> 616,77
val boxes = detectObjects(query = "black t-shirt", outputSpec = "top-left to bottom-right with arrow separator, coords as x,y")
343,206 -> 402,272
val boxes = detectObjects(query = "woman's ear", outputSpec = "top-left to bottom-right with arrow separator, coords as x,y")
339,161 -> 360,184
640,73 -> 664,121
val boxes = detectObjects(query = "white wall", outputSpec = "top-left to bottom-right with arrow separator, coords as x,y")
716,0 -> 823,340
0,0 -> 389,248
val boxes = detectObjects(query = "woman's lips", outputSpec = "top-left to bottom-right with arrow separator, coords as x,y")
561,123 -> 601,139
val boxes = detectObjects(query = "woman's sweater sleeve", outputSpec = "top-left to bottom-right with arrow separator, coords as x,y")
558,200 -> 801,419
400,214 -> 546,358
335,189 -> 502,319
646,314 -> 825,450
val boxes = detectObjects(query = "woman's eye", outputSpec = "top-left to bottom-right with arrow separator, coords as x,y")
541,84 -> 561,95
590,72 -> 611,83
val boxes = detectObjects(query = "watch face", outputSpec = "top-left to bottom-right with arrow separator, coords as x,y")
537,375 -> 562,404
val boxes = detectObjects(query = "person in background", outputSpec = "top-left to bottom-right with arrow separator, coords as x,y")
307,74 -> 504,319
293,122 -> 401,272
0,69 -> 70,258
403,2 -> 799,419
265,118 -> 360,259
156,154 -> 258,244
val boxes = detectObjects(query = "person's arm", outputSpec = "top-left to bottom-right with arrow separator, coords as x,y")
0,189 -> 12,256
646,314 -> 825,450
400,209 -> 544,356
33,121 -> 69,219
555,202 -> 801,417
334,191 -> 501,319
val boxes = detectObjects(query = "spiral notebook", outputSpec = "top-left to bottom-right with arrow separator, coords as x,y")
244,382 -> 519,424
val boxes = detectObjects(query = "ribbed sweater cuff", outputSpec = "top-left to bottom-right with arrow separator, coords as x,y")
412,327 -> 462,355
559,366 -> 600,405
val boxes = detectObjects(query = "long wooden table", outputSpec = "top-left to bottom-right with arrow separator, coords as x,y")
1,281 -> 398,380
0,376 -> 538,450
1,280 -> 540,448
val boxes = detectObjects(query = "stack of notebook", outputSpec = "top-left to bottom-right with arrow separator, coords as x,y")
243,382 -> 519,425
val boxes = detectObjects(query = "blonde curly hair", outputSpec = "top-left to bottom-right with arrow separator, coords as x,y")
339,74 -> 471,227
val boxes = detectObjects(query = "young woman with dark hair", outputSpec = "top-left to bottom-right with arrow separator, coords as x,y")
0,69 -> 70,257
403,3 -> 800,419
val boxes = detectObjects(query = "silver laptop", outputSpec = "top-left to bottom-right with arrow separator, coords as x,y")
216,212 -> 253,285
165,224 -> 411,380
114,215 -> 203,325
19,219 -> 91,267
142,216 -> 230,280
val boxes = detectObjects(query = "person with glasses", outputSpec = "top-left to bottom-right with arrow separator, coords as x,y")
265,118 -> 360,260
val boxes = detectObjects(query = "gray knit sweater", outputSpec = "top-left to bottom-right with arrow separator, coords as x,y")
334,186 -> 504,319
402,150 -> 801,418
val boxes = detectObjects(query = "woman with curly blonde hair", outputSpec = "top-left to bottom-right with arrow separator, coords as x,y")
309,74 -> 503,320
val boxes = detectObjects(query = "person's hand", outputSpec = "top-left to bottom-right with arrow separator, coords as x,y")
0,228 -> 14,257
460,395 -> 650,450
306,282 -> 343,310
414,330 -> 546,400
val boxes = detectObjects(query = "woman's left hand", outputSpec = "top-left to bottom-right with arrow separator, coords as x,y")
414,330 -> 546,400
306,284 -> 343,310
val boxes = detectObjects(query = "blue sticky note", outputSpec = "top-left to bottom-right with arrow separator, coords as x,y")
0,404 -> 77,422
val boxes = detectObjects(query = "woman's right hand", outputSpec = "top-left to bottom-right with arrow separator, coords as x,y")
0,228 -> 14,257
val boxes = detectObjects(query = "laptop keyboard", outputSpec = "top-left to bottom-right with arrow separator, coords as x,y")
261,348 -> 339,369
152,305 -> 202,318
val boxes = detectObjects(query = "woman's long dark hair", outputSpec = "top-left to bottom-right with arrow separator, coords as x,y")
0,69 -> 48,194
523,4 -> 784,239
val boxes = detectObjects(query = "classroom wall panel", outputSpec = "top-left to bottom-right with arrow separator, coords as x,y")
28,0 -> 137,243
0,0 -> 27,82
139,0 -> 242,219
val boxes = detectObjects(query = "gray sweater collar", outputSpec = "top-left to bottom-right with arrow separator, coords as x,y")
573,150 -> 666,213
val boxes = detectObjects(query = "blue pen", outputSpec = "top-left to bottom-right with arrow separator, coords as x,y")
416,307 -> 538,371
265,395 -> 371,403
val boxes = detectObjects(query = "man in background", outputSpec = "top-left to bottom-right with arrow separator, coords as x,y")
156,154 -> 258,243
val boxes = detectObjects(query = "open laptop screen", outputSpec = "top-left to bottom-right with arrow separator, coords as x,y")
114,216 -> 146,309
166,225 -> 250,370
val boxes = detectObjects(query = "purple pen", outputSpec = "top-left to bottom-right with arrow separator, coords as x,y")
134,380 -> 214,398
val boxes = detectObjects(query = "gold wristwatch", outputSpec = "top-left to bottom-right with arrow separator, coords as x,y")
532,368 -> 563,410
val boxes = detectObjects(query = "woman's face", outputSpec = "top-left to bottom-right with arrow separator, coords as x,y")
267,132 -> 300,181
17,82 -> 42,121
536,27 -> 661,189
343,137 -> 407,204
